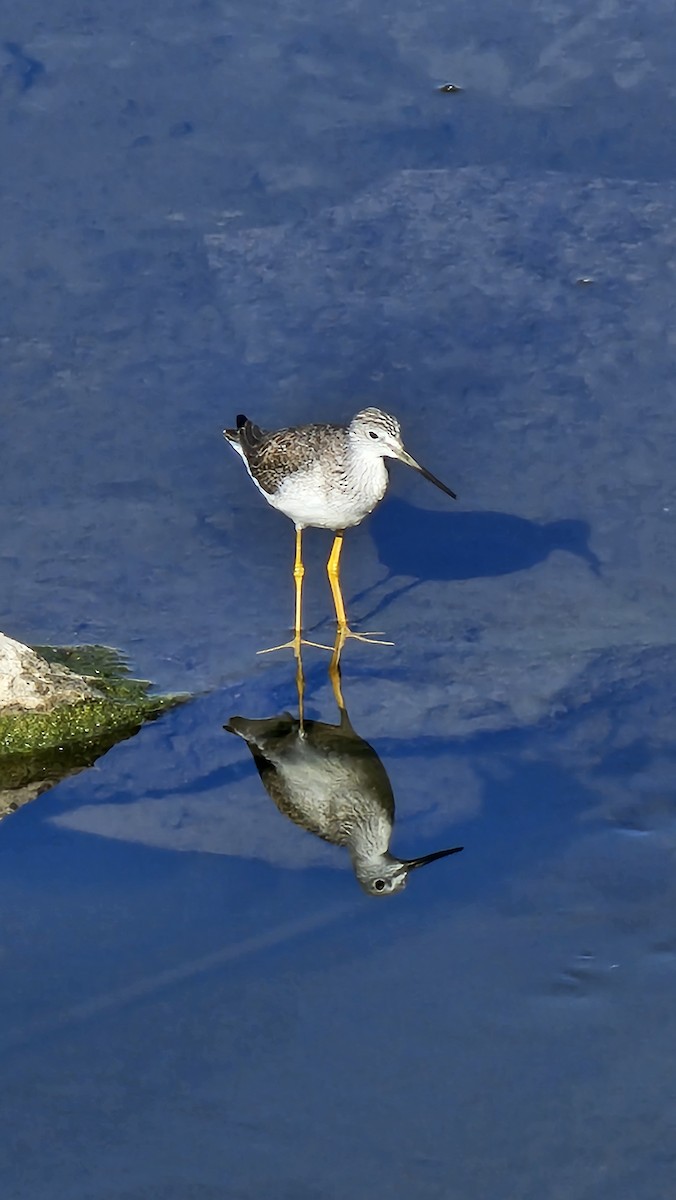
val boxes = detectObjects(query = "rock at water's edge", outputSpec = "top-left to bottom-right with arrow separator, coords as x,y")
0,632 -> 103,713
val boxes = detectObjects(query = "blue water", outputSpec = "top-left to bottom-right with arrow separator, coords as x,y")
2,2 -> 676,1197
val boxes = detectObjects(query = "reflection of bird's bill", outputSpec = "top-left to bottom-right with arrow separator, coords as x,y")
404,845 -> 463,870
392,447 -> 457,500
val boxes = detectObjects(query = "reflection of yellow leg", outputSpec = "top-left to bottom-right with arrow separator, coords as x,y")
329,627 -> 347,712
296,642 -> 306,731
258,527 -> 333,656
326,532 -> 394,646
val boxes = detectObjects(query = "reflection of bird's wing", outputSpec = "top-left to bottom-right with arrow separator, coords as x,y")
229,715 -> 395,848
325,732 -> 395,823
301,722 -> 396,836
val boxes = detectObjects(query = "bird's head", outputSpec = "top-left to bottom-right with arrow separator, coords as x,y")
354,845 -> 464,897
349,408 -> 457,500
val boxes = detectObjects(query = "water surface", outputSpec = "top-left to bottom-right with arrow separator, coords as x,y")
2,1 -> 676,1197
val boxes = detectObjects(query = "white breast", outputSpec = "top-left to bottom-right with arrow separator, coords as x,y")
271,454 -> 389,530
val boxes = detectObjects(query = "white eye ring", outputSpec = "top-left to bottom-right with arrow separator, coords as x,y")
369,431 -> 379,439
374,879 -> 386,891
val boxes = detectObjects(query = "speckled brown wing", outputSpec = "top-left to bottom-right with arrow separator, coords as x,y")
236,420 -> 346,496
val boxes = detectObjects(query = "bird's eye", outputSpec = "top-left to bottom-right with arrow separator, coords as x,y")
369,431 -> 379,440
374,879 -> 386,891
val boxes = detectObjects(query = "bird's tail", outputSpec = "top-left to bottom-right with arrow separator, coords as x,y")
224,712 -> 297,749
222,414 -> 248,444
223,414 -> 267,451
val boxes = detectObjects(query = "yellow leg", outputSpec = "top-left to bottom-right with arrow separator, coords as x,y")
292,525 -> 304,639
257,528 -> 333,656
326,532 -> 394,646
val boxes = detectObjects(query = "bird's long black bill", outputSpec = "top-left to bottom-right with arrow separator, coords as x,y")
396,448 -> 457,500
405,845 -> 463,870
417,463 -> 457,500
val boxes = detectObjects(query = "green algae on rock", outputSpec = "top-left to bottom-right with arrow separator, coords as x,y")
0,643 -> 186,822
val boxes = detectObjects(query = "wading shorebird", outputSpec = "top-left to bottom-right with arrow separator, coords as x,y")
224,645 -> 463,895
223,407 -> 456,655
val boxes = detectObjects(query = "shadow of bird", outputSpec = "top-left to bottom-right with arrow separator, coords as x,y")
350,497 -> 600,625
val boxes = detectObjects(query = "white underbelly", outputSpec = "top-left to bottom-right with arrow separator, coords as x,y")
270,461 -> 388,529
229,438 -> 389,530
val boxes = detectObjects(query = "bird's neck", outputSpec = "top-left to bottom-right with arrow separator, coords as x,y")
345,438 -> 389,499
346,810 -> 393,863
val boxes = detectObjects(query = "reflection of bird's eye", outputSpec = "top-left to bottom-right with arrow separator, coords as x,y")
369,431 -> 379,439
374,879 -> 386,891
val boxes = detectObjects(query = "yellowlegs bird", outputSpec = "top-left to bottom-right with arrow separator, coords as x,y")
223,407 -> 456,654
224,645 -> 463,895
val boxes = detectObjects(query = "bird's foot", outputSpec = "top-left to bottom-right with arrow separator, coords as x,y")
256,635 -> 334,657
335,625 -> 394,648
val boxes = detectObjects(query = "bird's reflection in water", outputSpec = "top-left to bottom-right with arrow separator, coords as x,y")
225,636 -> 463,895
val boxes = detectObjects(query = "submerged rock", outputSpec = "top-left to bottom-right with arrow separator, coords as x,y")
0,637 -> 185,822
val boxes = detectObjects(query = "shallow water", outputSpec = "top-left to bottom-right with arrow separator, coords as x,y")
2,1 -> 676,1197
